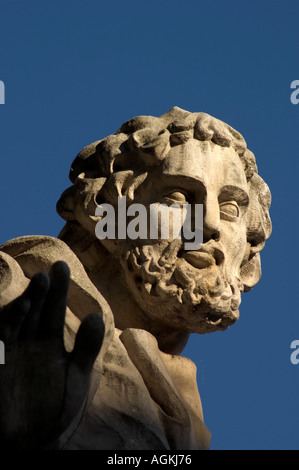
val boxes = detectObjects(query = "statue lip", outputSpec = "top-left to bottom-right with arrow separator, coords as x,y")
181,244 -> 225,269
183,251 -> 215,269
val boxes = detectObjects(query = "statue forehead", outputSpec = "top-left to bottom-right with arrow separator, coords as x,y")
157,139 -> 248,190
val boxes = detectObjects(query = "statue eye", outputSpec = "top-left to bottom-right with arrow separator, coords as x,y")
163,191 -> 188,204
220,201 -> 239,221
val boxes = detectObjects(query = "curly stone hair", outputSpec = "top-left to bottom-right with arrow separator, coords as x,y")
57,107 -> 271,292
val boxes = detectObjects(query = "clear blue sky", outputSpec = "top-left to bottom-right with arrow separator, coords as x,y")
0,0 -> 298,450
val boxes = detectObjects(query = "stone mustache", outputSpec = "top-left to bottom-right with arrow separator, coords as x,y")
0,107 -> 271,450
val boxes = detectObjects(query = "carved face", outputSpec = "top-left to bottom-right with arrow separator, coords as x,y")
119,139 -> 250,334
57,108 -> 271,337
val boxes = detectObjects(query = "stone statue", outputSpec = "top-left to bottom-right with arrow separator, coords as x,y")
0,107 -> 271,450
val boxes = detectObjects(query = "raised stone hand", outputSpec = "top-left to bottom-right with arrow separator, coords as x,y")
0,261 -> 104,449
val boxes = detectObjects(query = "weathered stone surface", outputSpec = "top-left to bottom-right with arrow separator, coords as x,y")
0,107 -> 271,450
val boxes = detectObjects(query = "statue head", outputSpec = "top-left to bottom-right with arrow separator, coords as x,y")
57,107 -> 271,336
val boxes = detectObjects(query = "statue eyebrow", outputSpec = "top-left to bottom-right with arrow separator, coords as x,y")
159,174 -> 207,192
219,185 -> 249,206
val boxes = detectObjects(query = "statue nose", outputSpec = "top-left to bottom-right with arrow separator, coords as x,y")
203,223 -> 220,243
203,197 -> 220,243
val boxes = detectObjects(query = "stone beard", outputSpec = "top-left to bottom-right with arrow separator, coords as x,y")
121,237 -> 243,335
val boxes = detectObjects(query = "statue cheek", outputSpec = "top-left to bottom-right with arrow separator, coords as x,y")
220,221 -> 247,271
